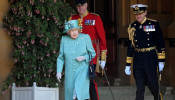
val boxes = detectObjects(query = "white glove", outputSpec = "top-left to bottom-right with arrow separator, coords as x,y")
159,62 -> 165,72
56,72 -> 62,82
99,60 -> 106,69
125,66 -> 131,75
76,56 -> 86,62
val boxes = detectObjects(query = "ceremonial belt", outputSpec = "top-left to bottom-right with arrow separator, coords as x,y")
135,46 -> 156,52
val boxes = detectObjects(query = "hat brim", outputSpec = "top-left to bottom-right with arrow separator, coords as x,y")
133,10 -> 145,15
76,2 -> 86,5
63,26 -> 83,33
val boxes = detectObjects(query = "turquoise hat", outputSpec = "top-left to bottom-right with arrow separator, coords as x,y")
63,20 -> 83,33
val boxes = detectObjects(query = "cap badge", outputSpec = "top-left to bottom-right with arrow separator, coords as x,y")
135,6 -> 139,10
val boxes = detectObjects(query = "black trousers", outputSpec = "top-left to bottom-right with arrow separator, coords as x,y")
90,65 -> 99,100
133,50 -> 162,100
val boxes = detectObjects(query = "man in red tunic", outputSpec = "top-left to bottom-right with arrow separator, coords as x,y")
69,0 -> 107,100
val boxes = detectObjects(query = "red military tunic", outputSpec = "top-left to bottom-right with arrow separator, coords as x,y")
69,12 -> 107,72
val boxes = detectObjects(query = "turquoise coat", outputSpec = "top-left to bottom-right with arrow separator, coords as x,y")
57,33 -> 96,100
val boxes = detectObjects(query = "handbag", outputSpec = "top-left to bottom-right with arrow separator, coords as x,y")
88,53 -> 96,80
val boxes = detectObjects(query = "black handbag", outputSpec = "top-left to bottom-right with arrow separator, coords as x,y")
88,53 -> 96,80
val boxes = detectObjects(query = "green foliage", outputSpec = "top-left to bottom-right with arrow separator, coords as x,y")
0,0 -> 74,94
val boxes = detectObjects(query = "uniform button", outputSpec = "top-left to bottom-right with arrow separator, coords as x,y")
72,52 -> 75,54
73,58 -> 75,60
135,40 -> 137,42
135,34 -> 136,36
76,42 -> 79,44
73,64 -> 75,66
73,70 -> 76,72
148,44 -> 150,46
147,33 -> 149,35
147,38 -> 150,41
136,45 -> 138,47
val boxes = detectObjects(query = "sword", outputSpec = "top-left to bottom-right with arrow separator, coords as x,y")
158,71 -> 162,100
103,69 -> 115,100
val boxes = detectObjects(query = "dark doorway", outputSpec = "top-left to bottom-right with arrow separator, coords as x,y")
88,0 -> 118,78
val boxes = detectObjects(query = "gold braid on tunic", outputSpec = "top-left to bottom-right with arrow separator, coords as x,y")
128,25 -> 136,47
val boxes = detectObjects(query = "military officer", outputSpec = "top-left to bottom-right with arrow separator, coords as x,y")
69,0 -> 107,100
125,4 -> 165,100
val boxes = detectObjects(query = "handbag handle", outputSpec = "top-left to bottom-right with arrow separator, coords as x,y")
88,53 -> 93,65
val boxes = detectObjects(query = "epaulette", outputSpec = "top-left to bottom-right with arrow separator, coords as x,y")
147,18 -> 157,22
68,14 -> 78,21
90,12 -> 99,16
129,21 -> 137,26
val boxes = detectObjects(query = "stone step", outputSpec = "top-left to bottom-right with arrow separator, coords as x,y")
98,86 -> 168,96
59,86 -> 175,100
97,86 -> 175,100
98,95 -> 175,100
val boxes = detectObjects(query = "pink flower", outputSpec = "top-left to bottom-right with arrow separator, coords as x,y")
42,15 -> 44,19
40,57 -> 43,60
45,43 -> 47,46
46,53 -> 50,57
35,10 -> 40,14
27,31 -> 31,38
30,0 -> 34,5
23,41 -> 27,44
31,40 -> 35,44
17,45 -> 21,49
54,0 -> 57,3
49,68 -> 52,73
21,51 -> 25,55
40,40 -> 44,45
8,85 -> 12,89
26,82 -> 29,86
16,33 -> 20,36
15,59 -> 18,63
48,74 -> 50,77
53,50 -> 56,54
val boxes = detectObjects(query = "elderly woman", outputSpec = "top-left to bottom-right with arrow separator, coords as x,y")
56,20 -> 96,100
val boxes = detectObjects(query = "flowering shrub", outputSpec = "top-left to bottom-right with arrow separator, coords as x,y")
0,0 -> 74,94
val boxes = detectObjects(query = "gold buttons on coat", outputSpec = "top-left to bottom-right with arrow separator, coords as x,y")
135,40 -> 137,42
148,44 -> 150,46
147,33 -> 149,35
147,38 -> 150,41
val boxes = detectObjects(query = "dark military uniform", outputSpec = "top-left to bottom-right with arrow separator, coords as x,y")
126,18 -> 165,100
